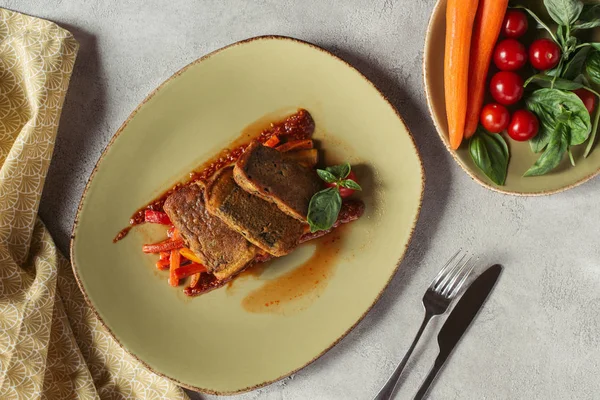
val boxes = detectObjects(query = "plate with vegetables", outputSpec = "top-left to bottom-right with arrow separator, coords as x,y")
424,0 -> 600,194
70,36 -> 424,394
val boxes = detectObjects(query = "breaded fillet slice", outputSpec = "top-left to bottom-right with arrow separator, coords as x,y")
163,183 -> 259,280
204,167 -> 305,257
234,141 -> 322,221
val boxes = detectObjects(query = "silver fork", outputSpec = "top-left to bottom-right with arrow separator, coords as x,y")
373,250 -> 475,400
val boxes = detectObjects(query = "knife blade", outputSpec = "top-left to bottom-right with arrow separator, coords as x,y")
413,264 -> 502,400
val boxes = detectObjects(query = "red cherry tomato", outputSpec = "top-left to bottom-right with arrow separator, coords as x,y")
490,71 -> 524,105
573,88 -> 597,115
326,170 -> 358,198
503,10 -> 528,38
529,38 -> 561,70
508,110 -> 539,141
480,103 -> 511,133
494,39 -> 528,71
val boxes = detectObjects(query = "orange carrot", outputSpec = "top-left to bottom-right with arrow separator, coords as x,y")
445,0 -> 480,149
168,229 -> 181,287
156,259 -> 170,270
189,273 -> 201,288
142,238 -> 184,253
169,249 -> 181,286
173,263 -> 207,280
464,0 -> 509,138
275,139 -> 314,152
264,135 -> 280,147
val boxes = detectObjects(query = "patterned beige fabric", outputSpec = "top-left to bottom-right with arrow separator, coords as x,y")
0,9 -> 188,400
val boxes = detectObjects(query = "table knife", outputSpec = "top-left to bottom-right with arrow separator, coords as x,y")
413,264 -> 502,400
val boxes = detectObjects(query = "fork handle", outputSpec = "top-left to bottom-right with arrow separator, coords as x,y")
373,312 -> 433,400
413,356 -> 443,400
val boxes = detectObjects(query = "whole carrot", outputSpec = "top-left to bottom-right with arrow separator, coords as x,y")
464,0 -> 509,138
445,0 -> 480,149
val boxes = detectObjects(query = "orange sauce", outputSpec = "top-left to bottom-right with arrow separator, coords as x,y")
241,225 -> 347,315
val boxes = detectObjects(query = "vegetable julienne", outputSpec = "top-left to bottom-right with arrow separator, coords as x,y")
125,110 -> 365,296
445,0 -> 600,185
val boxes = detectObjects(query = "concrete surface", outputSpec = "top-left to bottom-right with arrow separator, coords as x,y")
6,0 -> 600,399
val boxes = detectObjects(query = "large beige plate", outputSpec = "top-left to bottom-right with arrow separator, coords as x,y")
424,0 -> 600,195
71,36 -> 424,394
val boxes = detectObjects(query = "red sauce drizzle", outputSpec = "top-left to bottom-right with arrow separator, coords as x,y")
113,109 -> 314,242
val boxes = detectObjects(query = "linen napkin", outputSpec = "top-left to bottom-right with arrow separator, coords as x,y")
0,8 -> 189,399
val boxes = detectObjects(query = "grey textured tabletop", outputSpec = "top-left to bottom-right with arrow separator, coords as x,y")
7,0 -> 600,399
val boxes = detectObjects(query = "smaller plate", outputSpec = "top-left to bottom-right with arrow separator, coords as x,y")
424,0 -> 600,195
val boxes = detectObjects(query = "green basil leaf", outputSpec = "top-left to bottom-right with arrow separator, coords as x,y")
526,88 -> 591,149
469,129 -> 509,186
573,74 -> 590,86
544,0 -> 584,26
524,74 -> 584,90
316,169 -> 338,184
574,4 -> 600,30
307,187 -> 342,232
557,24 -> 566,47
339,179 -> 362,191
524,123 -> 570,176
586,51 -> 600,85
545,66 -> 561,77
562,47 -> 591,80
325,162 -> 351,180
557,110 -> 573,124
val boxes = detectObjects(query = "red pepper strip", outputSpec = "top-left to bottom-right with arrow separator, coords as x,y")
264,135 -> 280,147
275,139 -> 313,152
144,210 -> 172,225
142,238 -> 184,253
156,259 -> 170,270
173,263 -> 207,280
169,248 -> 181,286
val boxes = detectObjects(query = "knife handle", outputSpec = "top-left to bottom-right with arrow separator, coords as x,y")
413,356 -> 443,400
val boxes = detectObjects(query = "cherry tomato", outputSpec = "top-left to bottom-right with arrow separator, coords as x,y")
326,170 -> 358,198
529,38 -> 561,70
573,88 -> 597,115
494,39 -> 528,71
490,71 -> 524,105
503,10 -> 528,38
480,103 -> 510,133
508,110 -> 539,141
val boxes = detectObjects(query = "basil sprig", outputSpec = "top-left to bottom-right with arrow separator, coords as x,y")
524,88 -> 592,175
587,51 -> 600,85
469,129 -> 509,186
525,123 -> 571,176
307,162 -> 362,232
515,0 -> 600,168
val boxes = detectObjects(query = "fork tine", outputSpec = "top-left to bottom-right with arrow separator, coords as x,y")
437,253 -> 471,296
447,258 -> 477,298
435,251 -> 468,292
430,249 -> 463,288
